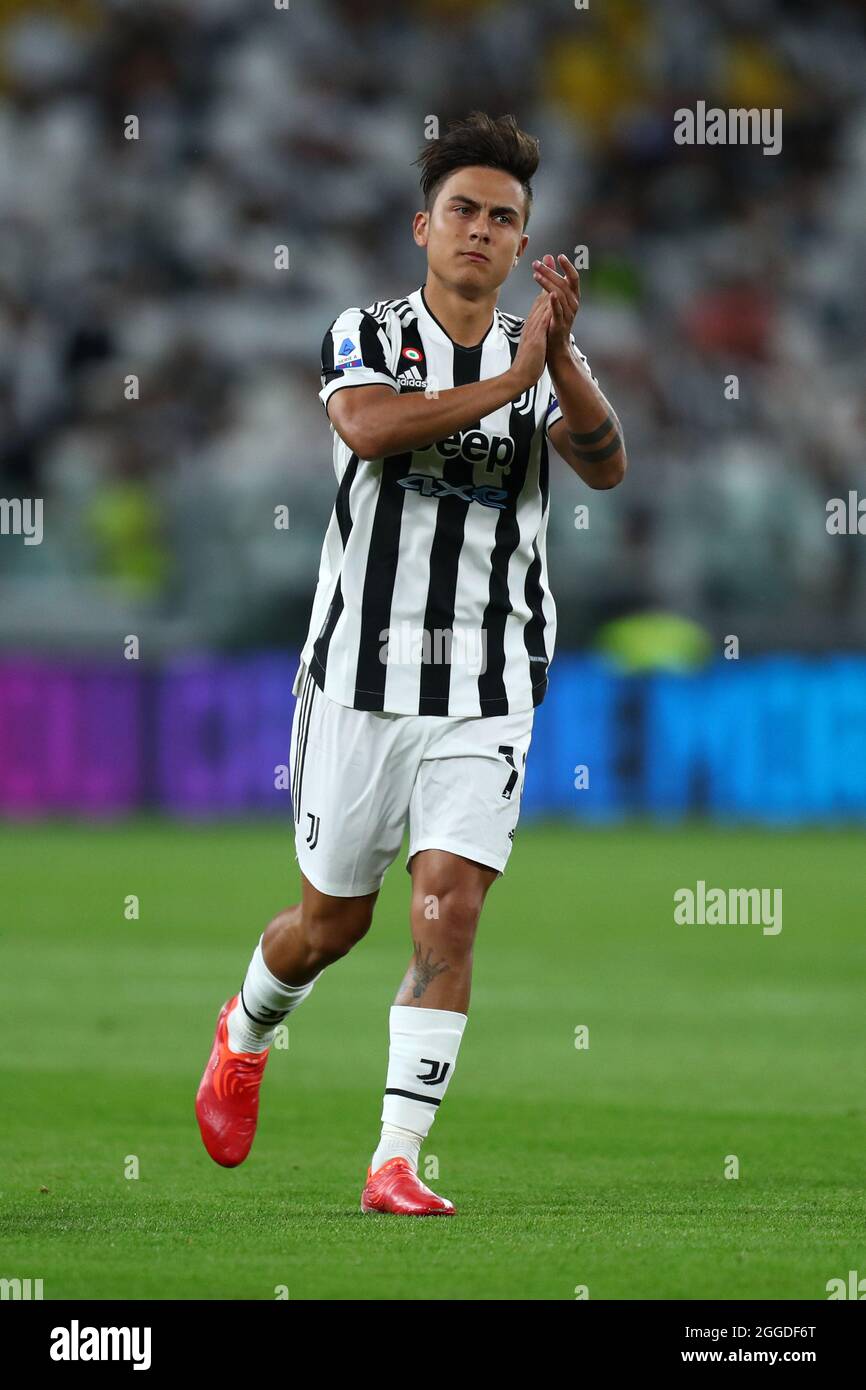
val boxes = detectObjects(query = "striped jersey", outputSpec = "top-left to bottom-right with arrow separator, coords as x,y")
292,284 -> 597,717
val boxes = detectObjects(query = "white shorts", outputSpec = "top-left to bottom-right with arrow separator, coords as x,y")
288,663 -> 533,897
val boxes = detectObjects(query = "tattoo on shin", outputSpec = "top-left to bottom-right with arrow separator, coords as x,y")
399,940 -> 450,1001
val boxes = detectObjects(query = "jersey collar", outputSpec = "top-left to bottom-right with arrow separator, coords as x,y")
413,285 -> 498,352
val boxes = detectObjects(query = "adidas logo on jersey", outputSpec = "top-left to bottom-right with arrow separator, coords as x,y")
396,365 -> 430,390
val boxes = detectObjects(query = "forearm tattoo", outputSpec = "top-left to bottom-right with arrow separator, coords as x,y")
567,413 -> 623,463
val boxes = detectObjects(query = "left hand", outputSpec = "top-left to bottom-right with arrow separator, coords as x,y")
531,253 -> 580,358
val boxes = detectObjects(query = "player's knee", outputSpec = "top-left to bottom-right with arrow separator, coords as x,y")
414,886 -> 483,950
300,900 -> 374,964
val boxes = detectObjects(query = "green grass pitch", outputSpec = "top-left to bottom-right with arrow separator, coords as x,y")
1,819 -> 863,1300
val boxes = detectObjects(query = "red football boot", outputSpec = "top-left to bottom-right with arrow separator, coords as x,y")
360,1157 -> 456,1216
195,995 -> 270,1167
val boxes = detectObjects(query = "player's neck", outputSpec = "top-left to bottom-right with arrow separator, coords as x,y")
421,277 -> 496,350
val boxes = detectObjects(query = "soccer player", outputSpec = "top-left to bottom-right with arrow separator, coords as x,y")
196,111 -> 626,1215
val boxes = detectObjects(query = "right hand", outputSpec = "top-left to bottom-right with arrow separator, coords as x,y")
510,290 -> 553,392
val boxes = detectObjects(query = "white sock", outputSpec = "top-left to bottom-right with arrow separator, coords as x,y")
371,1005 -> 468,1172
227,934 -> 322,1054
371,1122 -> 424,1174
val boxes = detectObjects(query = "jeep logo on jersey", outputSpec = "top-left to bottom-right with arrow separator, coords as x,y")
396,365 -> 429,390
435,429 -> 515,474
397,474 -> 509,510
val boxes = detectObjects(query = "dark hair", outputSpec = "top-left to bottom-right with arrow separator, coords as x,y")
413,111 -> 540,230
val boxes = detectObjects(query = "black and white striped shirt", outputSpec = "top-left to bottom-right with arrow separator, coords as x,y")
293,285 -> 597,717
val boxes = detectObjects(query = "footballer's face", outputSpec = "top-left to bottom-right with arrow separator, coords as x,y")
414,166 -> 530,292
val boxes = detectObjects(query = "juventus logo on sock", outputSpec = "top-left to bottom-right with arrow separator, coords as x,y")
305,812 -> 320,848
417,1058 -> 450,1085
241,987 -> 288,1026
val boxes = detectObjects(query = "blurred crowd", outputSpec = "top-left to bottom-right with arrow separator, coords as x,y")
1,0 -> 865,654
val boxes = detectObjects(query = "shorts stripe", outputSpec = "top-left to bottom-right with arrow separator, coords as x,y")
293,668 -> 316,825
291,667 -> 308,813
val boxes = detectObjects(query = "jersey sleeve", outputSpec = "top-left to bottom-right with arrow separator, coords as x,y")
319,307 -> 399,411
544,334 -> 598,438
